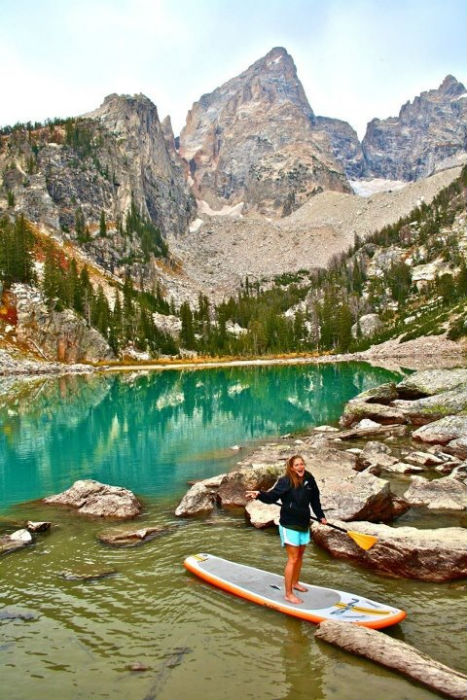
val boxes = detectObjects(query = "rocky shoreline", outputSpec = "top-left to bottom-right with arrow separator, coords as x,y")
1,333 -> 465,380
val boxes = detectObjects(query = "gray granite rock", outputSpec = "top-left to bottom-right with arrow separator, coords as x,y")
311,520 -> 467,582
43,479 -> 142,519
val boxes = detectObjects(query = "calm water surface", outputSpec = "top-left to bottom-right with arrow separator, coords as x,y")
1,363 -> 466,700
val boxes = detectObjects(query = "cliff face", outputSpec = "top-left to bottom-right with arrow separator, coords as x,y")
0,93 -> 195,241
179,47 -> 351,217
362,75 -> 467,181
314,117 -> 365,179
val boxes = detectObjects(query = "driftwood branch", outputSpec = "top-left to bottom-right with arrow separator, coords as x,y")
315,619 -> 467,700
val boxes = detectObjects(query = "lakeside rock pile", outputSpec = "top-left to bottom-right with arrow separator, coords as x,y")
175,368 -> 467,582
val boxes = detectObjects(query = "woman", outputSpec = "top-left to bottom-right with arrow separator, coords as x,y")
245,454 -> 327,605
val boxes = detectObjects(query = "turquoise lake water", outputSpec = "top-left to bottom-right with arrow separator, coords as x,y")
0,362 -> 402,512
2,362 -> 466,700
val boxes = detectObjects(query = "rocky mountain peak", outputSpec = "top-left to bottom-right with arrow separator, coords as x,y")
179,47 -> 348,216
438,74 -> 466,97
362,74 -> 467,181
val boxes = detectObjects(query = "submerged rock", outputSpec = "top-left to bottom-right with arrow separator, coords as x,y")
98,525 -> 175,547
60,566 -> 118,582
311,520 -> 467,582
0,607 -> 37,621
26,521 -> 52,533
43,479 -> 142,519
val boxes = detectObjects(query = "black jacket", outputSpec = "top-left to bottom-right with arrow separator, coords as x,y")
257,470 -> 325,532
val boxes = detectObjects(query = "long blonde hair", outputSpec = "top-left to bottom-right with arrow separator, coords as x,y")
286,454 -> 305,489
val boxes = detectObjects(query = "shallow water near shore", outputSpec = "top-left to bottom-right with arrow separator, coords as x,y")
1,363 -> 466,700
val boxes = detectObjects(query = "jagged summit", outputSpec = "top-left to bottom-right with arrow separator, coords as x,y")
179,47 -> 348,217
436,74 -> 465,97
362,74 -> 467,181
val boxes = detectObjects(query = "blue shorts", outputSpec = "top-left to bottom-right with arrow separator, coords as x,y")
279,524 -> 310,547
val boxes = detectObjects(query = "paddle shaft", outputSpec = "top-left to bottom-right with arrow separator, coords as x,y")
269,500 -> 343,533
266,500 -> 377,549
309,515 -> 348,534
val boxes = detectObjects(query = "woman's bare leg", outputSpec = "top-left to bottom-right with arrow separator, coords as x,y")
284,545 -> 303,603
292,545 -> 308,591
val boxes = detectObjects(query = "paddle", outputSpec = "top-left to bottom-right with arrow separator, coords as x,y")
310,516 -> 378,551
253,495 -> 379,551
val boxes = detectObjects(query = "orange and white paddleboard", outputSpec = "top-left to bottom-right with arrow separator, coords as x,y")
184,553 -> 406,630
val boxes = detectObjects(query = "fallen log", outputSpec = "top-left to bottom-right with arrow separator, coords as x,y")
315,619 -> 467,700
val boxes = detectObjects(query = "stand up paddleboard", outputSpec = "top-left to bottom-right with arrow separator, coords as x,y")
184,553 -> 406,630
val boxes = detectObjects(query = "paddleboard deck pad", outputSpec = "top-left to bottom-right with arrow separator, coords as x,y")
184,553 -> 406,629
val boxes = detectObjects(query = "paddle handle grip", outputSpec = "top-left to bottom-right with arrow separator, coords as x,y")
309,515 -> 347,534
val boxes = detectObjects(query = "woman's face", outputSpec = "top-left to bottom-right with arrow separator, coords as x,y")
291,457 -> 305,478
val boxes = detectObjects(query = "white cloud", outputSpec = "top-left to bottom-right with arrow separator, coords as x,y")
0,0 -> 465,138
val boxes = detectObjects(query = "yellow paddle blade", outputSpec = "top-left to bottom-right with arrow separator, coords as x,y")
347,530 -> 378,551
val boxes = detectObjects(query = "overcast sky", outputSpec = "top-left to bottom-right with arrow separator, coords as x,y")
1,0 -> 465,139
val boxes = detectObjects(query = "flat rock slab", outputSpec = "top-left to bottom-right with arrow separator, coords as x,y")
43,479 -> 142,519
413,416 -> 467,445
402,475 -> 467,510
315,619 -> 467,700
0,607 -> 38,621
311,521 -> 467,582
396,368 -> 467,398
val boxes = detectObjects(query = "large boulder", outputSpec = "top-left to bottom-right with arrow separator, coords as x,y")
356,441 -> 399,472
245,501 -> 281,528
392,386 -> 467,425
444,437 -> 467,460
311,521 -> 467,581
339,369 -> 467,429
217,463 -> 283,508
43,480 -> 142,519
175,475 -> 225,517
402,475 -> 466,510
339,400 -> 407,428
412,416 -> 467,445
351,313 -> 384,339
396,369 -> 467,398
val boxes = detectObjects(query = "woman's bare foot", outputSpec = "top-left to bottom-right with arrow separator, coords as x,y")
293,584 -> 308,592
285,593 -> 303,604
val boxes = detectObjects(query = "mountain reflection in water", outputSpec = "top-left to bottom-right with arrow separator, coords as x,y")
0,362 -> 403,511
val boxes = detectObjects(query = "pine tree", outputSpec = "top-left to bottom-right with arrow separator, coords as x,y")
337,303 -> 353,352
180,301 -> 196,349
99,210 -> 107,237
0,215 -> 35,286
42,246 -> 61,308
122,275 -> 135,341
